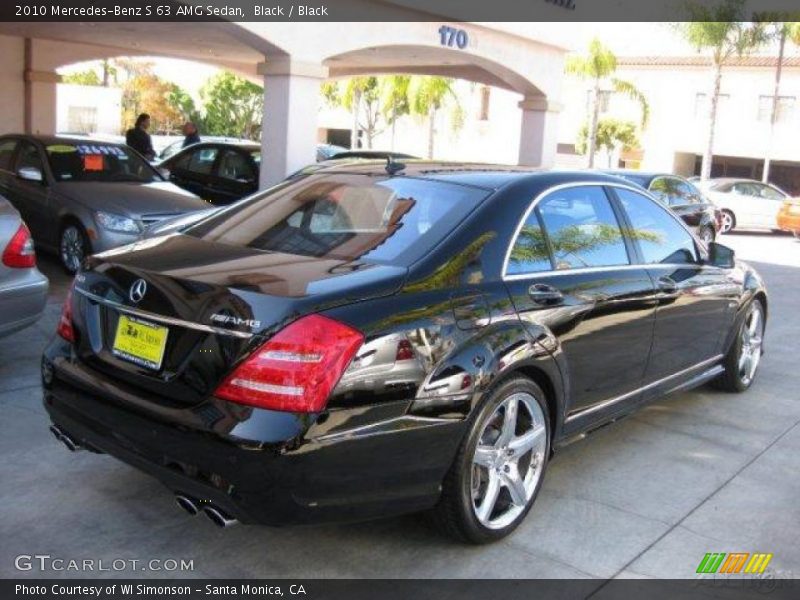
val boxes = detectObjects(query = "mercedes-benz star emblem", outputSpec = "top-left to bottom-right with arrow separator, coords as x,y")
129,279 -> 147,304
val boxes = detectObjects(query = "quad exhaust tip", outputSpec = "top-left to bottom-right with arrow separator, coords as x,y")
49,425 -> 83,452
174,494 -> 200,516
174,494 -> 238,528
202,505 -> 239,528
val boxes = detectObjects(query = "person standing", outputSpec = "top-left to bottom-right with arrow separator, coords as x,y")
182,122 -> 201,148
125,113 -> 155,160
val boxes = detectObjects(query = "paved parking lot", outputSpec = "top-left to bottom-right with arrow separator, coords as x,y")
1,233 -> 798,580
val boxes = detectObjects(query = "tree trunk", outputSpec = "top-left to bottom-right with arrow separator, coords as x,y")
427,106 -> 436,159
350,90 -> 361,149
390,99 -> 397,151
763,28 -> 786,184
102,60 -> 109,87
587,79 -> 601,168
701,61 -> 723,181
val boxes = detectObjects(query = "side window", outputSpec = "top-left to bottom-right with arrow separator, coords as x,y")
615,188 -> 699,265
539,187 -> 629,270
186,147 -> 218,175
512,185 -> 630,272
507,209 -> 551,275
755,184 -> 784,201
16,142 -> 44,173
0,139 -> 18,171
216,150 -> 256,182
650,177 -> 684,206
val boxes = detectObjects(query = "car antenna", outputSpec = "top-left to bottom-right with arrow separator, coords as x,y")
385,156 -> 406,176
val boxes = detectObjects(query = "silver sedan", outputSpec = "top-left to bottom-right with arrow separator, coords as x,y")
0,196 -> 48,338
0,135 -> 210,273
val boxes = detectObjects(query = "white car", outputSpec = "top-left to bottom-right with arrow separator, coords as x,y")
697,178 -> 790,233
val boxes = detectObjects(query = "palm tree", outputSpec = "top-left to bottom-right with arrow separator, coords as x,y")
677,0 -> 768,180
408,76 -> 458,159
565,38 -> 649,168
762,21 -> 800,183
380,75 -> 411,151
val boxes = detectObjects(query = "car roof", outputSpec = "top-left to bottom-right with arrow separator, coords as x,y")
308,160 -> 635,191
177,141 -> 260,151
1,134 -> 128,147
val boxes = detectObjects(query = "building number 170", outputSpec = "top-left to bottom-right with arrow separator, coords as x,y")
438,26 -> 469,49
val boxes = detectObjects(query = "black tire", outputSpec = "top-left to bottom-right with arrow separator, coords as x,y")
59,222 -> 90,274
713,298 -> 765,393
430,376 -> 550,544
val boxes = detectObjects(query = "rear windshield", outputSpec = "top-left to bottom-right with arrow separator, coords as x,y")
46,143 -> 161,183
185,174 -> 488,265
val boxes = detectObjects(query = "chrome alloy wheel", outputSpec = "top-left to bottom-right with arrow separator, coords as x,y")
470,392 -> 547,530
738,301 -> 764,387
721,212 -> 734,233
60,226 -> 85,273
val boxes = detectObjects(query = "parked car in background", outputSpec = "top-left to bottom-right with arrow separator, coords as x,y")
696,178 -> 792,233
329,150 -> 418,161
0,196 -> 48,338
43,165 -> 766,543
316,143 -> 348,162
157,136 -> 253,162
0,135 -> 210,273
603,170 -> 720,243
139,207 -> 219,239
157,141 -> 260,205
777,197 -> 800,239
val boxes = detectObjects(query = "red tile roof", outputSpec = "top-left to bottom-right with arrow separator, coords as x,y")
617,56 -> 800,68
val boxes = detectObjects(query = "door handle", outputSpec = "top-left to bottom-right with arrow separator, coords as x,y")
656,276 -> 679,295
528,283 -> 563,305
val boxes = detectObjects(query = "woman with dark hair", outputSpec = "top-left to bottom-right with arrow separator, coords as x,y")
125,113 -> 155,160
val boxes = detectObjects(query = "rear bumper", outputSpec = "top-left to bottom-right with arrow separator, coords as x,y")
42,345 -> 464,526
0,269 -> 48,338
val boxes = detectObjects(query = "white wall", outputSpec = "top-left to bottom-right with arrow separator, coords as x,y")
559,63 -> 800,174
0,35 -> 25,134
56,83 -> 122,135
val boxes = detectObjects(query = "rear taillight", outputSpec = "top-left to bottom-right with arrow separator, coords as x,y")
214,314 -> 364,413
57,283 -> 76,342
2,223 -> 36,268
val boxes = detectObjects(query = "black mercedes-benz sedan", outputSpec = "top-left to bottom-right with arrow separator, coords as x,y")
42,164 -> 767,543
603,170 -> 722,244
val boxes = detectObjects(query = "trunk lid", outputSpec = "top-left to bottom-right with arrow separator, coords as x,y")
72,234 -> 406,406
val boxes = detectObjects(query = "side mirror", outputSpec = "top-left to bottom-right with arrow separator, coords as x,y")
707,241 -> 735,269
17,167 -> 43,183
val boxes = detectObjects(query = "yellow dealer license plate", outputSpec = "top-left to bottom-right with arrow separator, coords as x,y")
112,315 -> 168,370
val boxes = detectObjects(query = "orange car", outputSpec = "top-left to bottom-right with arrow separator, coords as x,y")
777,199 -> 800,239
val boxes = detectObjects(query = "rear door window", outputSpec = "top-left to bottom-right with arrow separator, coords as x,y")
186,147 -> 219,175
535,185 -> 630,271
216,149 -> 256,183
186,174 -> 489,265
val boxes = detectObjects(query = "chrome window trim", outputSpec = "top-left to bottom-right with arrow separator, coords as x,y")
74,287 -> 254,339
501,180 -> 706,281
564,353 -> 724,423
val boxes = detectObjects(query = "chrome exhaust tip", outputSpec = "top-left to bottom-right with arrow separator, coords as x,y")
49,424 -> 82,452
174,494 -> 200,516
202,505 -> 238,528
